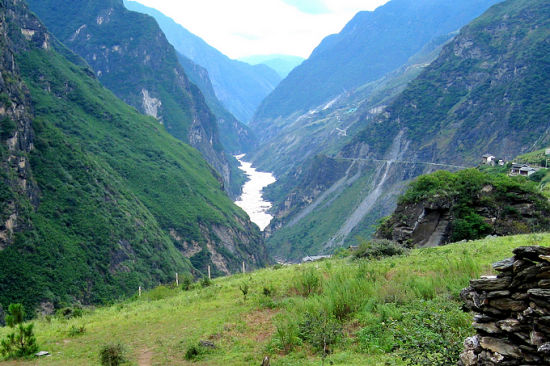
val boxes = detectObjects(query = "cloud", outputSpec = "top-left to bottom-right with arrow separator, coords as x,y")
132,0 -> 389,59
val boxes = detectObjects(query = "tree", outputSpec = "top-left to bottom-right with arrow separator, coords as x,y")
0,304 -> 38,359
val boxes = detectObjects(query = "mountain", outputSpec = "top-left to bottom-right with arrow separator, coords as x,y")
239,55 -> 305,78
263,0 -> 550,260
252,0 -> 502,133
0,0 -> 268,311
25,0 -> 242,196
123,0 -> 282,124
176,52 -> 256,155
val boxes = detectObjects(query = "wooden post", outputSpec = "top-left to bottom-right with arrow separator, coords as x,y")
242,261 -> 245,274
176,272 -> 179,286
138,286 -> 142,297
207,265 -> 211,280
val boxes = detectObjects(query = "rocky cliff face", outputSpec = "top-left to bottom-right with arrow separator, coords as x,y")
26,0 -> 235,193
0,1 -> 43,248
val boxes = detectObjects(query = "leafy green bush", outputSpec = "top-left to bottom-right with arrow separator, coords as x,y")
99,343 -> 126,366
180,274 -> 193,291
354,239 -> 407,259
57,306 -> 83,319
184,343 -> 210,361
298,309 -> 341,355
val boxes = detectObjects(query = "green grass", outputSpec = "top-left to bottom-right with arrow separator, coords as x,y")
2,233 -> 549,365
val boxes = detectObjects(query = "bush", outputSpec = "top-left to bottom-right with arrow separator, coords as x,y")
200,277 -> 212,288
57,306 -> 83,319
99,343 -> 126,366
293,268 -> 322,297
180,274 -> 193,291
298,309 -> 341,355
272,314 -> 301,353
68,325 -> 86,337
354,239 -> 406,259
239,281 -> 250,301
184,343 -> 210,361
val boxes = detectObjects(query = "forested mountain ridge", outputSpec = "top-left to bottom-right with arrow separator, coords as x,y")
263,0 -> 550,260
26,0 -> 243,196
0,0 -> 268,312
124,0 -> 281,124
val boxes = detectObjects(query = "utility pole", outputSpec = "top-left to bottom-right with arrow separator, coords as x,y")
176,272 -> 179,286
208,265 -> 211,280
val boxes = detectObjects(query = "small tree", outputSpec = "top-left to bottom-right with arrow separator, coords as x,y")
0,304 -> 38,359
99,343 -> 126,366
239,281 -> 250,301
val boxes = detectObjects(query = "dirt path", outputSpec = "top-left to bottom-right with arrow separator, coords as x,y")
138,348 -> 153,366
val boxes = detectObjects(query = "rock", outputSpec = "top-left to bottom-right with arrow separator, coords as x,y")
529,331 -> 545,346
474,322 -> 501,334
513,246 -> 550,262
496,319 -> 521,332
527,288 -> 550,300
480,337 -> 523,358
489,298 -> 526,312
538,279 -> 550,288
471,277 -> 511,291
199,340 -> 216,349
475,314 -> 497,323
35,351 -> 50,357
538,343 -> 550,354
459,350 -> 478,366
487,290 -> 511,298
492,258 -> 515,272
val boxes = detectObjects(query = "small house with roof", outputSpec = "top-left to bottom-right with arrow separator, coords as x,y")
510,163 -> 538,177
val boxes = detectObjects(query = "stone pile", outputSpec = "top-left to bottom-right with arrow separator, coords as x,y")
459,246 -> 550,365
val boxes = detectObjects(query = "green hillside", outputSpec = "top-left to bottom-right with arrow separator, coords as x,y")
26,0 -> 242,196
0,0 -> 267,312
1,234 -> 548,364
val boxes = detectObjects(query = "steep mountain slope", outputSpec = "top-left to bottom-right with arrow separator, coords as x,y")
252,0 -> 501,137
26,0 -> 239,195
239,55 -> 304,78
176,52 -> 256,155
123,0 -> 281,124
264,0 -> 550,260
0,0 -> 268,311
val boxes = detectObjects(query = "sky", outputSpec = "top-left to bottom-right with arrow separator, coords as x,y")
133,0 -> 390,59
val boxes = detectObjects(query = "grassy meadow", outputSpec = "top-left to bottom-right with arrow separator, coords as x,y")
1,233 -> 549,365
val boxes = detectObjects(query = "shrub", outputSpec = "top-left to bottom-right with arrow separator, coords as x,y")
298,309 -> 341,355
239,281 -> 250,301
5,304 -> 24,327
272,314 -> 301,353
293,268 -> 322,297
184,343 -> 209,361
354,239 -> 406,259
180,274 -> 193,291
57,306 -> 83,319
68,325 -> 86,337
99,343 -> 126,366
200,277 -> 212,288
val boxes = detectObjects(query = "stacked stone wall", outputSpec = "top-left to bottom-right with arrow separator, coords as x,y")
459,246 -> 550,365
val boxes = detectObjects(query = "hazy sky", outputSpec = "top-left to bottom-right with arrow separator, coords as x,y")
133,0 -> 390,59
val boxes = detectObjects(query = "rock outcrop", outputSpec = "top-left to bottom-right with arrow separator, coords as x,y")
376,169 -> 550,248
459,246 -> 550,365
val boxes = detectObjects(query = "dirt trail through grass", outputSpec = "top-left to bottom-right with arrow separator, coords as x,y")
138,348 -> 153,366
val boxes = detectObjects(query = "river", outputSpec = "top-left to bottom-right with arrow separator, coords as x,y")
234,155 -> 276,231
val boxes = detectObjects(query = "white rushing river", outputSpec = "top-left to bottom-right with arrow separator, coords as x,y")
234,155 -> 276,231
